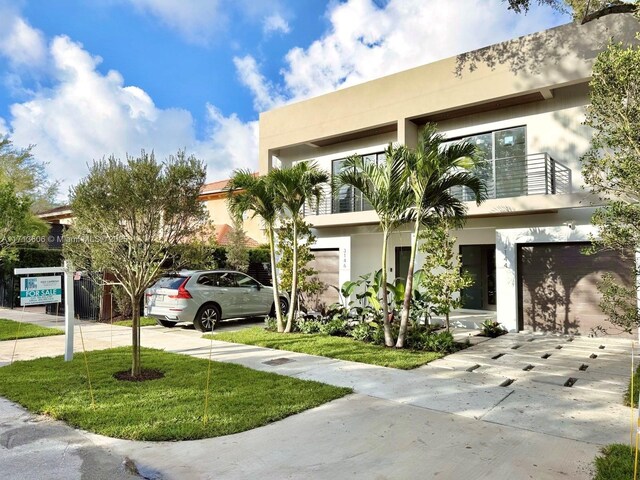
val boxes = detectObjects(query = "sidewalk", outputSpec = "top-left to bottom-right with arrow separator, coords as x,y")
0,307 -> 634,479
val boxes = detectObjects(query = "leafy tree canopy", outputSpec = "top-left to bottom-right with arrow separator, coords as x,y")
579,41 -> 640,332
66,150 -> 207,375
0,137 -> 59,212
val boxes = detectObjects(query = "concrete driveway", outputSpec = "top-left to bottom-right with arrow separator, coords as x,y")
0,308 -> 635,479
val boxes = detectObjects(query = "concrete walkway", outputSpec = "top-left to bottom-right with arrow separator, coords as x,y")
0,308 -> 635,479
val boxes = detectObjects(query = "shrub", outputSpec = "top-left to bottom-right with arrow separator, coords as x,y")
424,331 -> 456,354
264,317 -> 278,332
319,317 -> 349,336
296,316 -> 323,334
481,320 -> 507,338
349,322 -> 375,342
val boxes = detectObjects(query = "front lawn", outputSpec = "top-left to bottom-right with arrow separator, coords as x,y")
112,317 -> 157,327
593,444 -> 635,480
625,364 -> 640,406
0,347 -> 351,440
0,318 -> 63,341
209,327 -> 443,369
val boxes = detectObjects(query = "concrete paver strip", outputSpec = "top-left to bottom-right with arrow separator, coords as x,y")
0,308 -> 635,478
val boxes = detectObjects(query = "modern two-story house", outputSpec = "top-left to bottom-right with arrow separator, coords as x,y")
258,14 -> 639,335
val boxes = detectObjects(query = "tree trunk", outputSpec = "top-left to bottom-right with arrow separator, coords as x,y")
396,218 -> 421,348
381,230 -> 394,347
268,226 -> 284,332
445,311 -> 450,332
130,293 -> 141,377
285,220 -> 298,333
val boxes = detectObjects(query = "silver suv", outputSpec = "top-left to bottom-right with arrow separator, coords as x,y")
144,270 -> 289,331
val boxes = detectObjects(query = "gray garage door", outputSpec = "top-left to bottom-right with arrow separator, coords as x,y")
518,243 -> 634,335
307,248 -> 340,312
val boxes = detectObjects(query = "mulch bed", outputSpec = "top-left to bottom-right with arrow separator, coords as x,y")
113,369 -> 165,382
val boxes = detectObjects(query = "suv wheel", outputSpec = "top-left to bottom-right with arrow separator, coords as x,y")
194,304 -> 221,332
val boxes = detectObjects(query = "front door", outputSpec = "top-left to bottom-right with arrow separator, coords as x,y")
460,245 -> 496,310
395,246 -> 411,282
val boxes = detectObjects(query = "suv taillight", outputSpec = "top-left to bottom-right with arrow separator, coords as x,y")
169,277 -> 192,299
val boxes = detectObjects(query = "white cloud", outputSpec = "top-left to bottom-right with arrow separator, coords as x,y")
1,30 -> 257,194
202,105 -> 258,175
238,0 -> 568,107
233,55 -> 284,112
263,13 -> 290,35
124,0 -> 225,45
0,10 -> 46,67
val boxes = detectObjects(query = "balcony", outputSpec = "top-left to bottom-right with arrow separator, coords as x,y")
303,152 -> 571,217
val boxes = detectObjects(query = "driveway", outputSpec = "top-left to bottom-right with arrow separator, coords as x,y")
0,308 -> 634,479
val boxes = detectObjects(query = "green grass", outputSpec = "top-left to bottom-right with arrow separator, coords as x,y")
0,318 -> 63,341
0,347 -> 351,441
209,327 -> 443,369
625,364 -> 640,407
593,444 -> 636,480
112,317 -> 157,327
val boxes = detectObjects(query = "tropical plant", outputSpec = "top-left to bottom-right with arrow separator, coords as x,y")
226,170 -> 286,332
481,320 -> 508,338
334,146 -> 412,346
396,123 -> 486,348
270,162 -> 329,333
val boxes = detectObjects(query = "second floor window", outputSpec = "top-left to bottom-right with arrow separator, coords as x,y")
331,151 -> 386,214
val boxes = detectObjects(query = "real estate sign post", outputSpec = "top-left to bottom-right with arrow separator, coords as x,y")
14,262 -> 75,361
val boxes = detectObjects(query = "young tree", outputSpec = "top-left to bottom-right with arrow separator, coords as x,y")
419,219 -> 473,332
225,219 -> 250,273
66,150 -> 207,377
580,41 -> 640,332
335,146 -> 412,346
226,170 -> 287,332
276,218 -> 325,313
270,162 -> 329,333
0,137 -> 59,211
0,182 -> 49,264
396,124 -> 485,348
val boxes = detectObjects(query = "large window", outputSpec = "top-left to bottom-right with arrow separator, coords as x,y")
443,126 -> 527,199
331,151 -> 385,213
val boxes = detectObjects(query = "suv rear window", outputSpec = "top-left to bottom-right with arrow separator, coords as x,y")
153,276 -> 188,289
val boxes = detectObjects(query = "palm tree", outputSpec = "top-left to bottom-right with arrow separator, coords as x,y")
335,145 -> 412,347
226,170 -> 286,332
395,123 -> 487,348
269,162 -> 329,332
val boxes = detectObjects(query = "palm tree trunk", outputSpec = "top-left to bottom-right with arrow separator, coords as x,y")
396,217 -> 421,348
267,226 -> 284,333
285,219 -> 298,333
381,230 -> 394,347
130,293 -> 141,376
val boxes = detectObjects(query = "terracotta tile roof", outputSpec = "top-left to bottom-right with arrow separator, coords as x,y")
201,173 -> 258,194
215,224 -> 260,248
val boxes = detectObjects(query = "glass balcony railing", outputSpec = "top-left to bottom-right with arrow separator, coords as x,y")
302,152 -> 571,216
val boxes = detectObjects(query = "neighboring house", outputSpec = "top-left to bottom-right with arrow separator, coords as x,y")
258,15 -> 639,335
38,178 -> 266,247
200,177 -> 266,246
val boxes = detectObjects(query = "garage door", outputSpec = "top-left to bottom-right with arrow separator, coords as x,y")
518,243 -> 633,335
307,249 -> 340,312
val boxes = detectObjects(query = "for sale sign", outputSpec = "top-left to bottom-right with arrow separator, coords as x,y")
20,276 -> 62,306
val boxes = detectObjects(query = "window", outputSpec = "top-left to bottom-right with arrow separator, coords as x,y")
443,126 -> 527,199
331,151 -> 385,213
232,273 -> 259,288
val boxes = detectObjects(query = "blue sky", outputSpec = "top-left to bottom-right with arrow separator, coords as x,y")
0,0 -> 569,196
